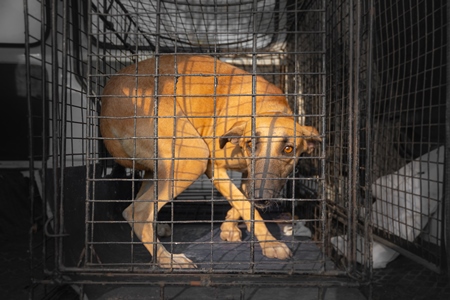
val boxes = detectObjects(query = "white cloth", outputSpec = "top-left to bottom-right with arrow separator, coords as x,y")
331,234 -> 399,269
371,146 -> 444,241
282,221 -> 312,238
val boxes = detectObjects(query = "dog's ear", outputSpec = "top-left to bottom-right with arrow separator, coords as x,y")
219,121 -> 247,149
300,126 -> 322,154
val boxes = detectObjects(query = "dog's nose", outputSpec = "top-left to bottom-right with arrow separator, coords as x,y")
253,197 -> 271,209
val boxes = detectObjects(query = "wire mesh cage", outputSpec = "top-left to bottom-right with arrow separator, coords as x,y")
85,0 -> 337,277
369,0 -> 448,272
23,0 -> 448,299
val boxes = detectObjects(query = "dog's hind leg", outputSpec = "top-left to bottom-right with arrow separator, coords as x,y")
122,116 -> 210,269
123,174 -> 199,268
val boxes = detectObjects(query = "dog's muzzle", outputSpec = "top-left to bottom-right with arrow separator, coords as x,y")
253,197 -> 273,209
247,189 -> 280,210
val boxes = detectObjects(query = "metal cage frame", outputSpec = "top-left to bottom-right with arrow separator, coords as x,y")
23,0 -> 448,299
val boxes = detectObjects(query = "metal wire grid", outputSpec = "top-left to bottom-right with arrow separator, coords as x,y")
370,0 -> 447,272
301,0 -> 373,280
22,2 -> 101,297
284,2 -> 326,211
89,0 -> 292,53
84,0 -> 333,275
23,1 -> 449,297
24,0 -> 381,294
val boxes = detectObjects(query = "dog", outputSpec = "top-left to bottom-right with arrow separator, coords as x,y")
100,55 -> 321,268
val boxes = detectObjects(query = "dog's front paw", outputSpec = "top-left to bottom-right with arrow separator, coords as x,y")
260,241 -> 292,260
220,222 -> 242,242
158,252 -> 197,269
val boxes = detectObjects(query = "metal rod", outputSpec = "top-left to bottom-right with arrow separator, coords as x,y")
40,0 -> 49,274
365,0 -> 375,282
445,0 -> 450,276
352,0 -> 362,274
249,0 -> 259,273
23,0 -> 36,284
57,0 -> 69,269
50,0 -> 61,269
85,0 -> 94,270
320,0 -> 327,273
347,0 -> 356,272
152,0 -> 162,268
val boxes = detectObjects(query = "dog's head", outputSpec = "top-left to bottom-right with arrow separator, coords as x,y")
219,114 -> 321,209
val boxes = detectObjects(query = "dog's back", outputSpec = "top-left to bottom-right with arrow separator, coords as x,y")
100,55 -> 292,169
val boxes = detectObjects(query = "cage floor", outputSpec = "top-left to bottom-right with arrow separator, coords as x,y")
3,230 -> 450,300
82,221 -> 334,273
181,225 -> 333,272
1,171 -> 449,299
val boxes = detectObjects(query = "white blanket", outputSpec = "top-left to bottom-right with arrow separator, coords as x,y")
371,146 -> 444,241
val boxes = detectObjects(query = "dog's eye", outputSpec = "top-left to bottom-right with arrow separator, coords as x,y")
246,140 -> 252,150
283,146 -> 294,154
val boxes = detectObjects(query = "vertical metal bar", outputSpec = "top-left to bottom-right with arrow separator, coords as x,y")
57,0 -> 69,268
364,0 -> 375,281
346,0 -> 355,273
249,0 -> 259,273
159,284 -> 165,300
128,1 -> 137,271
289,0 -> 299,269
318,287 -> 326,300
291,0 -> 299,222
23,0 -> 36,283
50,0 -> 61,269
85,0 -> 94,268
131,0 -> 139,270
211,13 -> 219,270
320,0 -> 327,272
170,51 -> 179,263
240,285 -> 246,300
152,0 -> 161,268
352,0 -> 362,275
347,0 -> 362,275
85,1 -> 95,264
445,0 -> 450,276
40,0 -> 49,274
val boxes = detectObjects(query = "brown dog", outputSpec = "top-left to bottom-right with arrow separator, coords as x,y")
100,55 -> 321,268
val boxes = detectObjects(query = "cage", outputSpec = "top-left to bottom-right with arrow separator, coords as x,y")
23,0 -> 448,299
